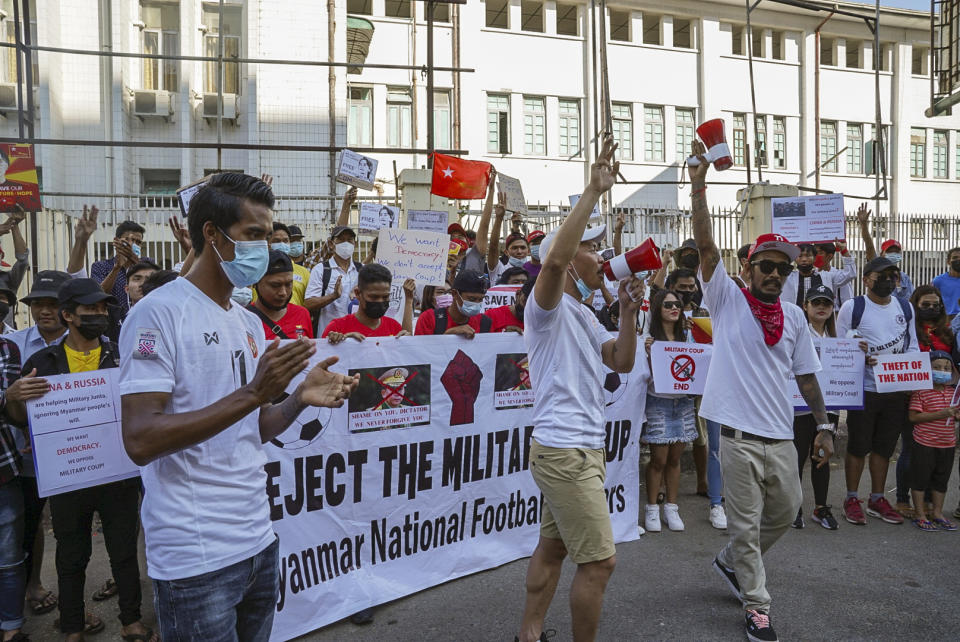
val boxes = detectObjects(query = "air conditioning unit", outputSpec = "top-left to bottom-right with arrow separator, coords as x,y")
0,83 -> 18,112
133,89 -> 174,119
202,93 -> 238,121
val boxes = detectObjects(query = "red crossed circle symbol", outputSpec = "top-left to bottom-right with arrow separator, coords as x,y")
670,354 -> 696,382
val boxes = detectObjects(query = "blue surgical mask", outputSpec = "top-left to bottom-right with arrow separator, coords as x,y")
508,256 -> 525,268
530,245 -> 540,261
272,242 -> 291,255
131,243 -> 141,258
885,252 -> 902,265
570,266 -> 594,299
214,229 -> 269,287
460,300 -> 483,317
289,241 -> 304,256
932,371 -> 953,385
231,287 -> 253,307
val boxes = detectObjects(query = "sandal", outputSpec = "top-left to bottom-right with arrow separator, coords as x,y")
27,589 -> 58,614
54,613 -> 105,635
933,518 -> 958,531
121,627 -> 158,642
912,518 -> 938,532
92,578 -> 118,601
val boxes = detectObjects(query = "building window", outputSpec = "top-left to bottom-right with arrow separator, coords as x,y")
523,96 -> 546,155
673,18 -> 692,48
846,40 -> 861,68
820,37 -> 835,66
820,121 -> 838,172
676,108 -> 695,162
487,93 -> 510,154
956,131 -> 960,179
140,169 -> 180,208
2,0 -> 37,85
556,3 -> 579,36
434,91 -> 451,151
486,0 -> 509,28
141,1 -> 179,92
347,0 -> 372,15
348,87 -> 372,147
733,113 -> 746,166
609,10 -> 630,42
732,25 -> 744,55
910,128 -> 925,177
643,14 -> 661,45
384,0 -> 411,18
751,28 -> 763,58
643,105 -> 664,162
558,99 -> 581,157
521,0 -> 543,32
755,115 -> 767,167
847,123 -> 863,174
933,130 -> 948,178
202,3 -> 242,95
773,116 -> 786,169
912,46 -> 928,75
611,103 -> 633,160
432,3 -> 450,22
771,30 -> 784,60
879,44 -> 891,71
386,87 -> 412,148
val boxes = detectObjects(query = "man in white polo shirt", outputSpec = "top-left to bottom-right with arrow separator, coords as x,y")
688,142 -> 833,642
516,135 -> 644,642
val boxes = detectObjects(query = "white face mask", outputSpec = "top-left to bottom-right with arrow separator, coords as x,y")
335,242 -> 355,260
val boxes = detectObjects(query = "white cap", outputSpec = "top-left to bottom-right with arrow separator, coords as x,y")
540,224 -> 607,263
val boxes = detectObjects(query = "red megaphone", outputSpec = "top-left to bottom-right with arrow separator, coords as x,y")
686,118 -> 733,171
602,238 -> 662,281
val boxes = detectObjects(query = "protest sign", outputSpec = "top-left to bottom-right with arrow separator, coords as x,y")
789,337 -> 864,410
176,176 -> 209,217
336,149 -> 378,191
497,174 -> 527,214
359,202 -> 399,233
569,193 -> 602,221
771,193 -> 845,243
376,228 -> 448,288
266,335 -> 642,640
650,341 -> 713,395
483,284 -> 520,312
26,370 -> 139,498
0,143 -> 41,213
407,209 -> 449,234
873,352 -> 933,393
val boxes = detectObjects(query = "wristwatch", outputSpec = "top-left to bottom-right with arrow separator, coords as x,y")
816,423 -> 836,436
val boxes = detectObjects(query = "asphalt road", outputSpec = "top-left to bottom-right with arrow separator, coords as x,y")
20,454 -> 960,641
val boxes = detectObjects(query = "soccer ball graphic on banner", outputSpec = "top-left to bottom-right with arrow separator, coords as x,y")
604,371 -> 629,407
269,398 -> 334,450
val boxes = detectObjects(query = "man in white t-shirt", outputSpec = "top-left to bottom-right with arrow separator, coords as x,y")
118,173 -> 358,642
516,135 -> 645,642
779,241 -> 856,309
688,142 -> 833,642
303,225 -> 361,334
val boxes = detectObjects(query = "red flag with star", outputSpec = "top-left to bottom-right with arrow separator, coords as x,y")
430,153 -> 493,199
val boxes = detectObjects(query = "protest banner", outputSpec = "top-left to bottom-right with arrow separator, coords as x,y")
569,193 -> 602,221
176,175 -> 211,217
788,337 -> 864,410
497,173 -> 527,214
266,335 -> 643,641
336,149 -> 378,191
376,228 -> 448,288
407,209 -> 449,234
873,352 -> 933,393
26,370 -> 139,498
770,193 -> 845,243
483,284 -> 520,312
359,202 -> 399,233
0,143 -> 41,213
650,341 -> 713,395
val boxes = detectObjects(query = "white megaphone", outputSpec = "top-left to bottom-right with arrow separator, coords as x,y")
686,118 -> 733,171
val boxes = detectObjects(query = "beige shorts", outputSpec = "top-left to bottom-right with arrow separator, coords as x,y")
529,438 -> 615,564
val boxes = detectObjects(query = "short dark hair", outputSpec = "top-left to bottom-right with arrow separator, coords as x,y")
187,173 -> 275,255
948,246 -> 960,260
126,259 -> 160,280
116,221 -> 145,239
796,244 -> 816,257
665,268 -> 697,289
141,270 -> 179,297
272,222 -> 289,234
815,243 -> 836,255
357,263 -> 392,290
737,244 -> 751,261
465,230 -> 477,241
520,276 -> 536,298
497,266 -> 528,285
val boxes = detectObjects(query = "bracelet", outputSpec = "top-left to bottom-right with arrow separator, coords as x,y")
691,185 -> 707,197
816,423 -> 836,435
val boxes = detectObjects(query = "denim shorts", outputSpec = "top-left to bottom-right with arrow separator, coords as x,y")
644,395 -> 697,444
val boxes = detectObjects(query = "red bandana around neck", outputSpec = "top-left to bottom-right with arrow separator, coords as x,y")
741,288 -> 785,346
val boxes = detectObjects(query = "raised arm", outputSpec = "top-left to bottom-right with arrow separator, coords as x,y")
612,212 -> 625,256
688,141 -> 720,282
487,192 -> 507,271
474,168 -> 497,259
856,203 -> 877,261
337,187 -> 358,227
67,204 -> 98,275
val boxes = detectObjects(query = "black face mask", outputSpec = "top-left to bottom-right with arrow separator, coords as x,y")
917,306 -> 941,321
76,314 -> 110,340
363,300 -> 390,319
869,278 -> 895,298
678,253 -> 700,269
797,263 -> 814,275
0,302 -> 9,320
951,260 -> 960,274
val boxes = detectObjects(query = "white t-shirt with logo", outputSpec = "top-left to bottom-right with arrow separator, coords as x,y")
699,270 -> 821,440
305,258 -> 360,335
837,295 -> 920,392
525,290 -> 613,449
118,277 -> 273,581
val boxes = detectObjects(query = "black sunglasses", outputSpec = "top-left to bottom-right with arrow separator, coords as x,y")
918,302 -> 941,310
662,301 -> 683,310
751,260 -> 795,277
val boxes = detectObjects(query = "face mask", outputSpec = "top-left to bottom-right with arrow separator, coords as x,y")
435,294 -> 453,309
131,243 -> 141,259
678,253 -> 700,269
364,300 -> 390,319
213,229 -> 269,287
272,242 -> 291,255
932,371 -> 953,385
869,278 -> 895,298
335,242 -> 355,260
231,287 -> 253,306
569,266 -> 594,300
257,289 -> 290,312
459,299 -> 483,317
797,263 -> 813,274
289,241 -> 304,257
885,252 -> 902,265
75,314 -> 110,340
0,302 -> 9,320
508,256 -> 525,268
530,245 -> 540,261
917,306 -> 941,321
678,290 -> 696,307
813,255 -> 827,269
951,260 -> 960,274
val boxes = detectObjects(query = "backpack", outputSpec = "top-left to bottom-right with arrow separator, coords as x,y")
321,260 -> 363,295
246,303 -> 290,339
433,308 -> 492,334
850,295 -> 913,353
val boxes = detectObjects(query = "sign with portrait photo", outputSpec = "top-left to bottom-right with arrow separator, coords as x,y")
0,143 -> 41,213
336,149 -> 379,191
771,193 -> 845,243
359,202 -> 399,233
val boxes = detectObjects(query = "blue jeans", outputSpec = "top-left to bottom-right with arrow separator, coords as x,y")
706,419 -> 724,506
154,537 -> 279,642
0,478 -> 25,632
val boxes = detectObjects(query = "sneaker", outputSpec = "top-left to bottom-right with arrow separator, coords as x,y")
645,504 -> 661,532
744,610 -> 778,642
812,505 -> 839,530
842,497 -> 866,525
710,504 -> 728,530
713,555 -> 741,600
349,607 -> 375,625
866,496 -> 905,524
513,630 -> 556,642
663,503 -> 685,531
791,508 -> 804,529
638,524 -> 646,536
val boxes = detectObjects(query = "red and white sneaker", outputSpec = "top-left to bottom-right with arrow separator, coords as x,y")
842,497 -> 866,525
866,496 -> 904,524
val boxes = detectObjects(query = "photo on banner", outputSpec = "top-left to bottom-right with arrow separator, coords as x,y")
494,353 -> 533,409
359,202 -> 399,234
0,143 -> 42,213
770,193 -> 845,243
347,364 -> 432,432
407,209 -> 449,234
336,149 -> 379,191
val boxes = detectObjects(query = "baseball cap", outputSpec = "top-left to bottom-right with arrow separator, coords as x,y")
747,233 -> 800,261
929,350 -> 954,365
264,249 -> 293,275
126,259 -> 160,280
287,225 -> 304,239
804,284 -> 835,303
21,270 -> 72,304
863,256 -> 898,275
330,225 -> 356,240
448,223 -> 467,237
452,269 -> 488,294
505,233 -> 527,249
539,225 -> 607,263
527,230 -> 546,245
679,238 -> 697,252
57,278 -> 118,307
880,239 -> 902,253
449,238 -> 468,256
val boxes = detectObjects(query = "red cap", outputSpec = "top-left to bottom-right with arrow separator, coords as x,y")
504,233 -> 527,249
447,223 -> 466,237
880,239 -> 902,253
747,233 -> 800,261
526,230 -> 545,244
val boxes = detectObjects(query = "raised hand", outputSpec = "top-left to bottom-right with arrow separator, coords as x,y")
494,191 -> 507,217
834,237 -> 847,255
344,186 -> 358,207
297,356 -> 359,409
687,140 -> 709,185
332,276 -> 343,299
75,205 -> 99,240
614,212 -> 626,234
260,173 -> 274,187
856,203 -> 871,226
168,215 -> 192,252
589,133 -> 620,194
402,278 -> 416,300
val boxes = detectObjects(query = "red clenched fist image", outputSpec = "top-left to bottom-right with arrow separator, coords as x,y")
441,349 -> 483,426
